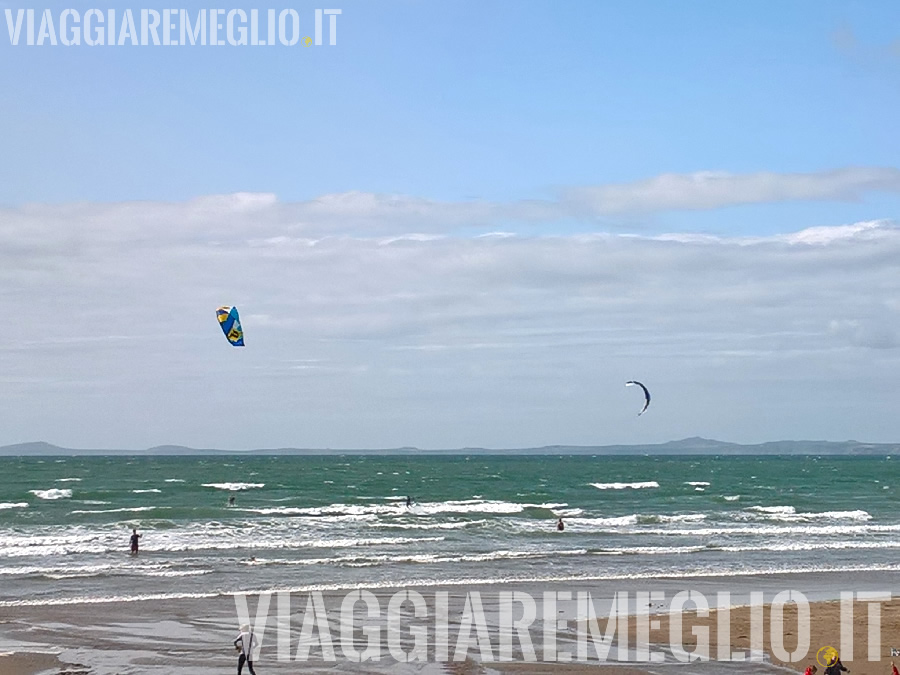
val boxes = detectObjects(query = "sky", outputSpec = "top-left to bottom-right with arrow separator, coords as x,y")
1,1 -> 899,449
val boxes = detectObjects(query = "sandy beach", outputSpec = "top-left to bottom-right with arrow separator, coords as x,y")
627,597 -> 900,674
0,572 -> 897,674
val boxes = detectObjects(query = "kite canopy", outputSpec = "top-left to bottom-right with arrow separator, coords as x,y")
625,380 -> 650,416
217,306 -> 244,346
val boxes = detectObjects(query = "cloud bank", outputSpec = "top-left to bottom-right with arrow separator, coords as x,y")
1,177 -> 899,449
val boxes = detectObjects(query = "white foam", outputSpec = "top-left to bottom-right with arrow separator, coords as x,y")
0,503 -> 28,510
132,489 -> 162,494
743,506 -> 871,522
29,489 -> 72,500
686,482 -> 710,487
69,506 -> 168,514
202,483 -> 265,491
590,481 -> 659,490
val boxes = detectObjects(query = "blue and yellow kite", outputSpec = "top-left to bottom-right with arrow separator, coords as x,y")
216,306 -> 245,346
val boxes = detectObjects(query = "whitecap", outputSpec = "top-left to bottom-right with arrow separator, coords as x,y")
0,502 -> 28,510
202,483 -> 265,491
70,506 -> 169,514
132,489 -> 161,494
29,489 -> 72,500
590,481 -> 659,490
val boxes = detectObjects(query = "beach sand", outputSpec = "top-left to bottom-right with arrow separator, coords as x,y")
0,651 -> 89,675
0,576 -> 897,673
633,597 -> 900,674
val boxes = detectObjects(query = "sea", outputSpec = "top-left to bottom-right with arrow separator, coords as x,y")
0,454 -> 897,608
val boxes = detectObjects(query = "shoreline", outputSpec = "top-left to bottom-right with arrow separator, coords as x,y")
0,570 -> 896,673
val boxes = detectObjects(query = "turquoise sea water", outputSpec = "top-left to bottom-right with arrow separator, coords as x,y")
0,454 -> 897,606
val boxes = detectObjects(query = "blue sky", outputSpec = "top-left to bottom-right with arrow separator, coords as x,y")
1,1 -> 899,449
4,1 -> 899,218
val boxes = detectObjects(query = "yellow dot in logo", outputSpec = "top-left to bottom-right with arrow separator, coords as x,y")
817,646 -> 839,667
302,36 -> 312,47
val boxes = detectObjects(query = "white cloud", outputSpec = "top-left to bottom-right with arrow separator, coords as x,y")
562,168 -> 900,215
1,193 -> 899,449
3,169 -> 897,248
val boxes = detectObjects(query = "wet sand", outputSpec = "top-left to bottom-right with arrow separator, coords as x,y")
0,573 -> 896,673
0,651 -> 89,675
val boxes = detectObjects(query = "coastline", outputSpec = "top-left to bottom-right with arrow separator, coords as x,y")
0,570 -> 896,673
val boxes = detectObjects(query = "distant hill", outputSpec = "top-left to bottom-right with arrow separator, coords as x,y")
0,437 -> 897,457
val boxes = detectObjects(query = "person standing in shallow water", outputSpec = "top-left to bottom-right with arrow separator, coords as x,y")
557,518 -> 565,531
129,528 -> 141,555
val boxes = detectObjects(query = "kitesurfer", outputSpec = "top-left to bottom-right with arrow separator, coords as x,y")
129,528 -> 141,555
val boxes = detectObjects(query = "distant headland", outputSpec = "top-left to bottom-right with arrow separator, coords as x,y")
0,437 -> 896,456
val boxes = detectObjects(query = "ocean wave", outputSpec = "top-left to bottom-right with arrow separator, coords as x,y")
56,478 -> 82,483
716,540 -> 900,554
572,515 -> 639,527
369,520 -> 487,531
164,479 -> 185,483
742,506 -> 871,522
685,482 -> 710,487
69,506 -> 170,515
132,489 -> 162,494
29,489 -> 72,500
245,499 -> 565,518
249,547 -> 593,569
591,544 -> 707,556
723,495 -> 740,501
0,503 -> 27,510
632,523 -> 900,537
747,505 -> 795,515
6,562 -> 900,608
202,483 -> 265,491
641,513 -> 707,524
590,481 -> 659,490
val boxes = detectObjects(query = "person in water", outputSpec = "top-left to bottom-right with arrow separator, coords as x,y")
129,528 -> 141,555
557,518 -> 565,531
406,496 -> 412,507
234,624 -> 258,675
229,495 -> 236,506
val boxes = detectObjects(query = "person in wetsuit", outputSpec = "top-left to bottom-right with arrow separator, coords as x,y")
234,625 -> 258,675
129,528 -> 141,555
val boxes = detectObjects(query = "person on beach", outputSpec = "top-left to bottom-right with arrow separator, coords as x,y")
556,518 -> 565,531
129,528 -> 141,555
234,624 -> 258,675
825,656 -> 849,675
